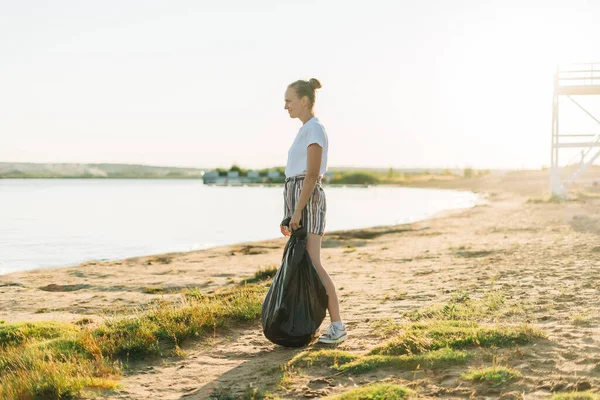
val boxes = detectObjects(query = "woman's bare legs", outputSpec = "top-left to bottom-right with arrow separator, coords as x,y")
306,233 -> 341,322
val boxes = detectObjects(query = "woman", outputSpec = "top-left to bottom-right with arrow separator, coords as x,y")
281,78 -> 347,344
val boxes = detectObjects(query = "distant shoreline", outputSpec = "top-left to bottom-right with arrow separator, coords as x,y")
0,176 -> 204,180
0,178 -> 480,190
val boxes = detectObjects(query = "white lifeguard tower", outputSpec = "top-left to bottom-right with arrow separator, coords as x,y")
551,62 -> 600,195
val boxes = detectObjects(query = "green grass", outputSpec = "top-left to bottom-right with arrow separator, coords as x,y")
330,383 -> 412,399
142,286 -> 167,294
0,321 -> 80,348
288,349 -> 360,368
239,266 -> 278,285
0,277 -> 270,399
552,392 -> 600,400
0,340 -> 119,399
211,384 -> 277,400
405,290 -> 525,322
462,366 -> 520,387
95,283 -> 266,357
182,287 -> 207,300
285,347 -> 471,376
279,295 -> 545,394
368,321 -> 544,356
337,348 -> 471,374
370,318 -> 404,338
283,319 -> 543,385
240,385 -> 277,400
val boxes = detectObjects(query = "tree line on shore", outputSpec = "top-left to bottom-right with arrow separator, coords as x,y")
0,162 -> 490,184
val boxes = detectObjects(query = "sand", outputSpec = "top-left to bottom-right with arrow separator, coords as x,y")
2,170 -> 600,399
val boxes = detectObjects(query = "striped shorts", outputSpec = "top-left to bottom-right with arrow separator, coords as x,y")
283,176 -> 327,236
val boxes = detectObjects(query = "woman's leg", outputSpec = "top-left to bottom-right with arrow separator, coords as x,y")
306,232 -> 341,323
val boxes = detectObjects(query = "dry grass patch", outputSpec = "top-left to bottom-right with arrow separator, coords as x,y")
96,283 -> 266,357
0,332 -> 119,399
285,347 -> 470,375
239,265 -> 278,285
284,346 -> 470,376
575,191 -> 600,201
210,384 -> 277,399
288,349 -> 360,369
368,321 -> 544,356
552,392 -> 600,400
338,348 -> 471,374
405,290 -> 528,322
0,321 -> 79,348
330,382 -> 412,399
370,318 -> 404,338
571,312 -> 594,326
456,249 -> 499,258
142,286 -> 168,294
527,194 -> 573,204
381,291 -> 408,303
0,270 -> 272,399
461,365 -> 520,387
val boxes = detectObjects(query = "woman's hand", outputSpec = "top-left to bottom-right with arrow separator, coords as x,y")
289,210 -> 302,232
280,224 -> 291,237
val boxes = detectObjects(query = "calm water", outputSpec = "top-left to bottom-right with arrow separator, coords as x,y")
0,180 -> 478,275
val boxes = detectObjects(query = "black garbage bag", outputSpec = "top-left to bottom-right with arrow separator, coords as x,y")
261,217 -> 329,347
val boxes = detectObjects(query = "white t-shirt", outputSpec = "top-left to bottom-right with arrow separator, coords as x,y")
285,117 -> 329,178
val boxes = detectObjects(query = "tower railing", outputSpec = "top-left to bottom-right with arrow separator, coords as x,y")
550,63 -> 600,195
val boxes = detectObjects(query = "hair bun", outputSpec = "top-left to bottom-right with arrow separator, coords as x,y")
309,78 -> 322,90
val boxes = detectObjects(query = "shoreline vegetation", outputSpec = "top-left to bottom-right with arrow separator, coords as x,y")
3,168 -> 600,398
0,162 -> 492,185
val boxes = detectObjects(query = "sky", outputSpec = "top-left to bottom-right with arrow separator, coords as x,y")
1,0 -> 600,170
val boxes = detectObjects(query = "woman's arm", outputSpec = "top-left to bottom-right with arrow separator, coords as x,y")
289,144 -> 322,231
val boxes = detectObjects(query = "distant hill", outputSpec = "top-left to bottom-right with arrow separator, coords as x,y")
0,163 -> 206,179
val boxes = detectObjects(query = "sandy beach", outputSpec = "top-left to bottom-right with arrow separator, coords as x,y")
2,170 -> 600,399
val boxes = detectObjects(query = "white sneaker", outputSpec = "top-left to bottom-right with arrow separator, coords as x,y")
318,324 -> 348,344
